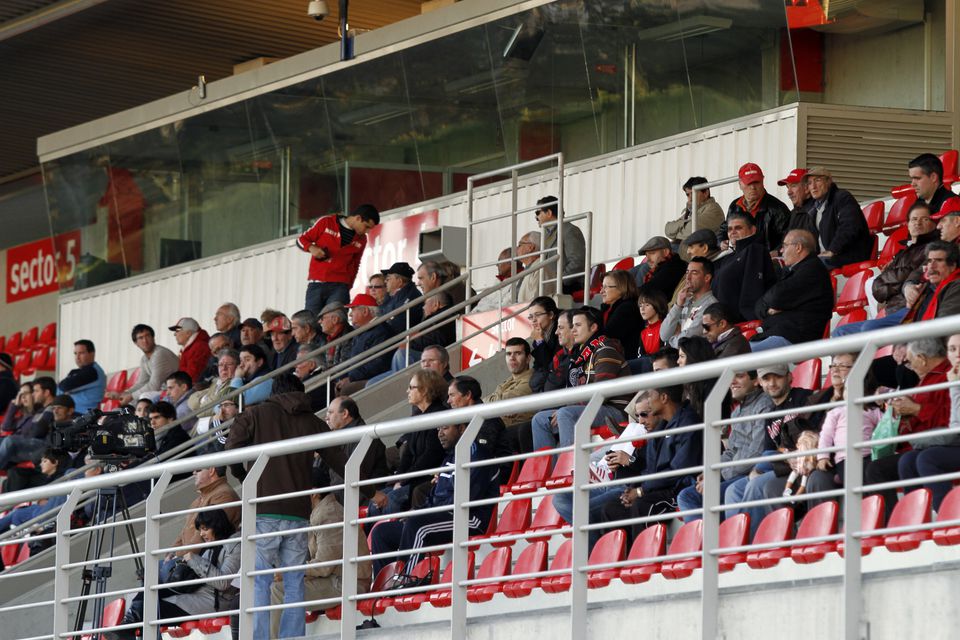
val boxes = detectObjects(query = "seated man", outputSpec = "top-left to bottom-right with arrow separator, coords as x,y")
240,317 -> 274,362
711,212 -> 776,322
169,318 -> 211,385
750,229 -> 834,352
531,306 -> 632,450
447,376 -> 513,478
213,302 -> 243,348
230,344 -> 273,406
938,204 -> 960,244
335,293 -> 395,396
900,241 -> 960,324
680,228 -> 724,262
835,201 -> 939,336
266,315 -> 299,370
199,332 -> 232,383
108,324 -> 179,404
631,236 -> 686,300
0,449 -> 71,532
380,262 -> 423,335
782,167 -> 815,230
189,349 -> 239,418
0,393 -> 72,469
365,294 -> 455,387
718,162 -> 791,255
701,303 -> 751,358
516,231 -> 548,302
664,176 -> 725,246
369,418 -> 500,575
290,309 -> 320,346
483,337 -> 535,427
316,302 -> 353,371
910,152 -> 960,213
660,257 -> 717,348
58,339 -> 106,415
799,167 -> 872,269
148,401 -> 192,460
163,371 -> 197,434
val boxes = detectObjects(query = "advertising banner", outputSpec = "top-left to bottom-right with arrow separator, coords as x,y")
459,304 -> 532,369
6,230 -> 81,303
351,209 -> 439,296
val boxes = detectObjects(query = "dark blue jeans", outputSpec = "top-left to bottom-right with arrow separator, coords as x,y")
898,446 -> 960,511
305,282 -> 350,316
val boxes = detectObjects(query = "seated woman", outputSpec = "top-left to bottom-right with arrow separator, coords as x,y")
116,508 -> 240,638
599,270 -> 642,359
527,296 -> 560,393
898,333 -> 960,511
0,448 -> 70,533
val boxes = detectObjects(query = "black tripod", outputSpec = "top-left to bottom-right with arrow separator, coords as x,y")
73,477 -> 144,636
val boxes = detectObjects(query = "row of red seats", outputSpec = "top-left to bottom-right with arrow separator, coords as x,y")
0,323 -> 57,358
100,368 -> 141,412
10,344 -> 57,379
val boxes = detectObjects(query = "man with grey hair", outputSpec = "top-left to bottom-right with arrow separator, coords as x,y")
213,302 -> 242,348
317,302 -> 353,373
750,229 -> 834,352
416,260 -> 446,295
900,241 -> 960,323
517,230 -> 549,302
336,293 -> 395,396
290,309 -> 320,346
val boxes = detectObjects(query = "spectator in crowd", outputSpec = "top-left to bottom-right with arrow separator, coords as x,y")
369,413 -> 500,576
416,260 -> 446,295
676,336 -> 717,419
266,315 -> 298,370
240,317 -> 274,361
226,373 -> 348,639
2,382 -> 36,436
901,241 -> 960,324
909,152 -> 960,213
367,273 -> 388,306
631,236 -> 686,300
368,370 -> 447,518
701,303 -> 751,358
420,345 -> 453,382
517,231 -> 547,302
316,302 -> 353,372
297,204 -> 380,315
134,398 -> 151,418
0,378 -> 61,471
290,310 -> 320,346
796,167 -> 872,269
866,338 -> 952,518
719,162 -> 791,254
677,370 -> 773,521
664,176 -> 725,245
660,258 -> 717,349
380,262 -> 423,335
897,333 -> 960,511
475,247 -> 522,311
712,211 -> 777,322
599,270 -> 642,358
163,371 -> 196,434
835,202 -> 939,336
0,353 -> 16,410
335,293 -> 395,396
106,325 -> 179,404
750,229 -> 834,351
629,287 -> 669,374
536,195 -> 586,295
680,228 -> 723,262
937,206 -> 960,243
483,338 -> 535,429
0,448 -> 71,532
200,332 -> 232,383
57,339 -> 107,415
292,343 -> 326,411
320,396 -> 389,497
531,306 -> 632,450
781,168 -> 815,228
188,349 -> 239,417
447,375 -> 514,476
231,344 -> 273,406
527,297 -> 560,392
168,318 -> 211,386
534,308 -> 575,394
602,384 -> 702,542
367,293 -> 455,387
148,401 -> 191,460
213,302 -> 242,348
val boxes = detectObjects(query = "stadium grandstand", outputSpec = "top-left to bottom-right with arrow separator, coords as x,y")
3,1 -> 960,639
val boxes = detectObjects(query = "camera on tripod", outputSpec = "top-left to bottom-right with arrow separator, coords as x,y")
50,407 -> 157,461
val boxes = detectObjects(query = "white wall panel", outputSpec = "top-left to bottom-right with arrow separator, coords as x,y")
61,106 -> 799,374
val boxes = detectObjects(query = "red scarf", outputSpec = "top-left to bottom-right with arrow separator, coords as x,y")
922,268 -> 960,321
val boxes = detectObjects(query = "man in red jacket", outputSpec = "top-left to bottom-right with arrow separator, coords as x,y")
297,204 -> 380,315
168,317 -> 210,385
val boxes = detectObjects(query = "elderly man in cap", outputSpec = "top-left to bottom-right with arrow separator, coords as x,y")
336,293 -> 395,396
781,168 -> 815,227
630,236 -> 686,300
169,318 -> 211,385
681,228 -> 724,262
315,302 -> 353,373
664,176 -> 725,245
0,394 -> 74,468
795,167 -> 872,269
936,199 -> 960,243
718,162 -> 791,255
265,315 -> 298,370
240,317 -> 275,361
380,261 -> 423,335
297,203 -> 381,315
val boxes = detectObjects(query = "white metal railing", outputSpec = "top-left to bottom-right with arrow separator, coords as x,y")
2,315 -> 960,639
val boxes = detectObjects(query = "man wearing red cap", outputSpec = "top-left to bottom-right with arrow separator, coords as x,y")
780,168 -> 815,229
265,315 -> 298,370
335,294 -> 395,395
936,201 -> 960,243
718,163 -> 791,255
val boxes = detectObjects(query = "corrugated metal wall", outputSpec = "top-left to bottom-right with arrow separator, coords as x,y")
60,105 -> 802,373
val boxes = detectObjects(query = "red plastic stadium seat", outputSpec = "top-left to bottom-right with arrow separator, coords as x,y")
502,540 -> 549,599
324,604 -> 342,620
5,332 -> 22,355
478,499 -> 531,548
570,264 -> 606,303
13,352 -> 30,376
791,501 -> 840,564
661,520 -> 703,580
382,555 -> 439,612
835,309 -> 868,329
544,451 -> 574,490
834,269 -> 871,314
791,359 -> 822,392
620,523 -> 667,584
540,539 -> 573,593
18,327 -> 38,354
745,508 -> 794,569
882,193 -> 916,233
37,322 -> 56,347
585,529 -> 627,589
100,370 -> 129,411
102,598 -> 126,632
0,336 -> 5,352
612,256 -> 635,271
500,460 -> 520,495
883,488 -> 932,552
1,543 -> 24,567
466,547 -> 512,603
304,610 -> 321,624
508,450 -> 553,494
876,227 -> 909,268
862,201 -> 885,234
358,561 -> 404,617
941,150 -> 958,187
838,495 -> 886,557
198,616 -> 231,634
126,367 -> 141,390
427,553 -> 476,608
527,495 -> 565,543
933,486 -> 960,546
717,513 -> 750,573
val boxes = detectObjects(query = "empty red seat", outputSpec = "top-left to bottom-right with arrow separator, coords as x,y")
834,269 -> 871,314
5,332 -> 22,355
466,547 -> 512,603
883,192 -> 917,232
475,499 -> 531,548
570,264 -> 606,303
102,598 -> 126,633
37,322 -> 57,347
745,508 -> 794,569
198,616 -> 231,634
585,529 -> 627,589
791,501 -> 840,564
717,513 -> 750,573
862,201 -> 885,234
620,523 -> 667,584
13,352 -> 30,376
358,561 -> 404,617
933,486 -> 960,546
544,451 -> 574,490
427,553 -> 476,608
791,359 -> 822,391
18,327 -> 38,354
500,460 -> 520,495
380,556 -> 439,613
941,149 -> 958,187
612,256 -> 635,271
527,495 -> 565,543
883,488 -> 932,552
502,541 -> 549,598
838,495 -> 886,557
324,604 -> 342,620
540,539 -> 573,593
1,543 -> 24,567
661,520 -> 703,580
835,309 -> 867,329
507,451 -> 553,494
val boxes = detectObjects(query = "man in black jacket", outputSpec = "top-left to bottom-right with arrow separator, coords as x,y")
711,212 -> 777,322
780,168 -> 815,230
800,167 -> 872,269
632,236 -> 685,300
750,229 -> 834,351
910,152 -> 960,214
718,163 -> 791,254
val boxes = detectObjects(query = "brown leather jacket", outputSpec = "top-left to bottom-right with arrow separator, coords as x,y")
872,229 -> 939,312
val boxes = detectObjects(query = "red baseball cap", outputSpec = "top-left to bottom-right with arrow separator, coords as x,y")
777,168 -> 808,186
345,293 -> 378,308
934,196 -> 960,220
264,315 -> 292,333
738,163 -> 764,185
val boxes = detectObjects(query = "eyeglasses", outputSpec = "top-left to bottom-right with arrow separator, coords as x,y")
637,411 -> 649,419
527,311 -> 548,321
702,322 -> 715,331
829,363 -> 853,370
